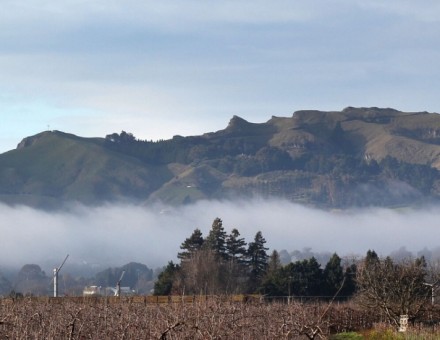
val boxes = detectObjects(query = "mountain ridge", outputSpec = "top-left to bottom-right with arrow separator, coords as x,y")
2,107 -> 440,209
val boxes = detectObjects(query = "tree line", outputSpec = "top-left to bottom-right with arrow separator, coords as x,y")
154,218 -> 439,327
154,218 -> 357,298
154,218 -> 270,295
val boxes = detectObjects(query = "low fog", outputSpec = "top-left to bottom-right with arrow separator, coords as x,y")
1,199 -> 440,274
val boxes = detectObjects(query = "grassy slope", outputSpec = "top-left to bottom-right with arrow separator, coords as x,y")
0,131 -> 172,207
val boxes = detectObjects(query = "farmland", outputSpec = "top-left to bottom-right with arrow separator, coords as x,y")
0,296 -> 380,339
2,295 -> 440,339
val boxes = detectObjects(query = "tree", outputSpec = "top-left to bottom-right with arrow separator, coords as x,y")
105,131 -> 136,144
341,262 -> 357,297
153,261 -> 180,295
323,253 -> 344,297
226,228 -> 247,263
222,228 -> 248,294
246,231 -> 269,292
178,228 -> 204,261
204,218 -> 228,260
179,248 -> 225,295
285,257 -> 323,296
259,250 -> 285,297
176,219 -> 243,295
365,249 -> 379,266
15,264 -> 49,296
356,252 -> 431,327
267,250 -> 282,276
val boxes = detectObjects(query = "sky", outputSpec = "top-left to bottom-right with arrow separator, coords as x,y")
1,1 -> 440,153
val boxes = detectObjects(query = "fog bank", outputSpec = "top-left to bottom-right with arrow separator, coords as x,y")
1,199 -> 439,271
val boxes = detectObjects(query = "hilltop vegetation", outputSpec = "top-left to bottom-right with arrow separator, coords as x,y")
2,107 -> 440,208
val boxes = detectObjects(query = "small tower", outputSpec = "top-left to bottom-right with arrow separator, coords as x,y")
53,255 -> 69,297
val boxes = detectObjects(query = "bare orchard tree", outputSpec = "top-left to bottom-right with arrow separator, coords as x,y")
177,248 -> 226,295
355,251 -> 432,327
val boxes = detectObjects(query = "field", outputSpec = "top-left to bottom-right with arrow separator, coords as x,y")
1,296 -> 440,339
0,296 -> 376,339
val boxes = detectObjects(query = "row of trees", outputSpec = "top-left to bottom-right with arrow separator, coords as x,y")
154,218 -> 440,328
154,218 -> 270,295
260,252 -> 356,298
154,218 -> 357,298
356,250 -> 434,326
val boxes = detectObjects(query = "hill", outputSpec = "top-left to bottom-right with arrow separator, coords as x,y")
2,107 -> 440,208
0,131 -> 172,208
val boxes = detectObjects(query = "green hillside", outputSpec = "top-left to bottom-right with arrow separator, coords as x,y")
0,131 -> 172,208
2,107 -> 440,208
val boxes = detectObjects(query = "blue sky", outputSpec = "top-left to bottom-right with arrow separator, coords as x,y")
1,0 -> 440,153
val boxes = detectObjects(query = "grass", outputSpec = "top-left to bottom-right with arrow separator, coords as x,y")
332,329 -> 440,340
331,332 -> 364,339
0,131 -> 173,207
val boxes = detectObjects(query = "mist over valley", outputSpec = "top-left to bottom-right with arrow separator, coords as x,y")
1,199 -> 440,278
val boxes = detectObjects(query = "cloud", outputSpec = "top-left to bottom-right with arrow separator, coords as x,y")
1,199 -> 439,275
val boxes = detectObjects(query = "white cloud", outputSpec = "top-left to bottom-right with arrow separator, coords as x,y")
1,199 -> 439,273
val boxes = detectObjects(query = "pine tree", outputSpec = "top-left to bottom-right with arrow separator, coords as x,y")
246,231 -> 269,292
205,218 -> 228,259
153,261 -> 179,295
341,263 -> 357,297
283,257 -> 323,296
223,228 -> 248,294
302,257 -> 323,296
226,228 -> 247,263
258,250 -> 285,296
177,228 -> 204,261
323,253 -> 344,296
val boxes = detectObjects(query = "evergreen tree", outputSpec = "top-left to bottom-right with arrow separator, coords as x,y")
153,261 -> 179,295
323,253 -> 344,297
205,218 -> 228,259
258,250 -> 285,297
284,257 -> 323,296
177,228 -> 204,261
246,231 -> 269,292
302,257 -> 324,296
259,267 -> 285,297
341,263 -> 357,297
226,228 -> 247,263
267,250 -> 282,276
221,228 -> 247,294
